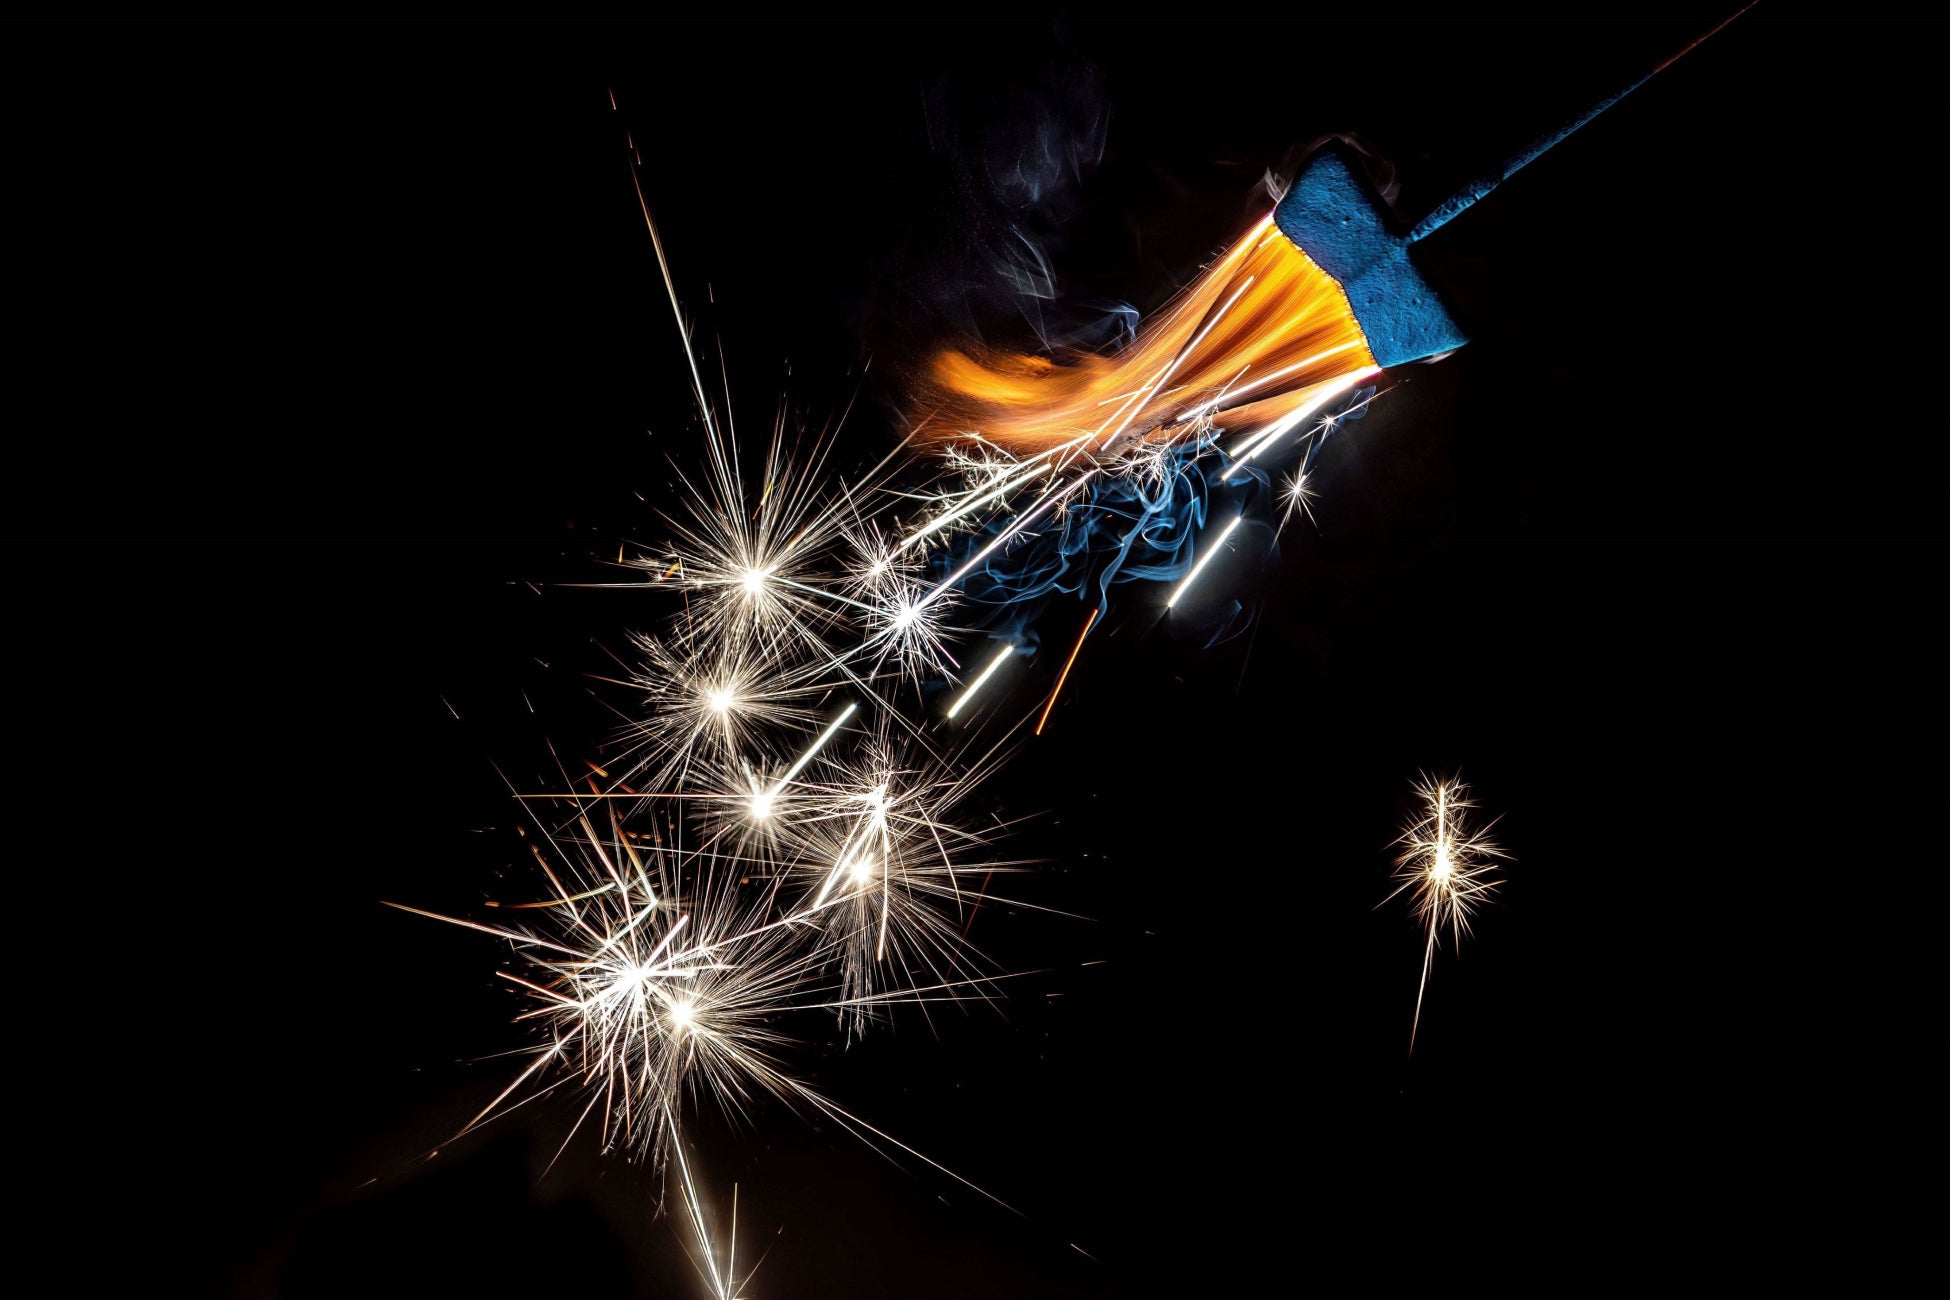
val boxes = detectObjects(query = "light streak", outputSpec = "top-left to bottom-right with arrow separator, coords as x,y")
769,702 -> 857,794
947,643 -> 1015,719
921,468 -> 1100,612
1091,271 -> 1258,453
1223,366 -> 1380,468
1035,609 -> 1098,735
894,437 -> 1085,554
1165,516 -> 1243,609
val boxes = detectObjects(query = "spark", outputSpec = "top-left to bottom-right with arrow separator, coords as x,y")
895,438 -> 1083,555
947,643 -> 1016,720
1383,774 -> 1508,1051
414,121 -> 1103,1296
1165,516 -> 1243,609
627,635 -> 826,791
784,725 -> 1013,1034
1223,366 -> 1380,469
1035,609 -> 1099,736
1279,470 -> 1317,532
771,702 -> 858,792
839,516 -> 916,603
399,813 -> 807,1163
865,580 -> 959,687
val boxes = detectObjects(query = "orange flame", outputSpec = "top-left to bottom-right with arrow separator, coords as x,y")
920,215 -> 1376,454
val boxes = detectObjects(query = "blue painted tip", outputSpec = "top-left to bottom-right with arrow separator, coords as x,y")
1273,147 -> 1468,368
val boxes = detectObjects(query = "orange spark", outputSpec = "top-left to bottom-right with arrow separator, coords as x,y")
1035,607 -> 1100,736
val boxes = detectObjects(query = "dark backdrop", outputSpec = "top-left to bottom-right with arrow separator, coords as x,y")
7,10 -> 1942,1296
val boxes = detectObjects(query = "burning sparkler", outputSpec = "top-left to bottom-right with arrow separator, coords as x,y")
406,16 -> 1759,1280
403,168 -> 1482,1295
1384,775 -> 1508,1051
404,183 -> 1419,1296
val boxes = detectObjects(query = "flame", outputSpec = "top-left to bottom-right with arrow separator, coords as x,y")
921,215 -> 1375,453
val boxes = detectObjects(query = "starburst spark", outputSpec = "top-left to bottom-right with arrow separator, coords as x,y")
838,515 -> 917,604
1384,774 -> 1507,1051
400,110 -> 1108,1299
864,578 -> 960,688
625,634 -> 830,792
782,726 -> 1019,1035
641,425 -> 853,666
388,793 -> 990,1167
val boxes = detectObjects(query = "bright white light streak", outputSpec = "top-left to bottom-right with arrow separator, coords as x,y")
1226,367 -> 1381,469
628,159 -> 719,447
664,1099 -> 732,1300
1093,273 -> 1258,453
895,438 -> 1087,554
1166,516 -> 1243,609
918,469 -> 1099,614
771,702 -> 858,792
946,644 -> 1016,720
596,904 -> 684,957
1186,340 -> 1366,420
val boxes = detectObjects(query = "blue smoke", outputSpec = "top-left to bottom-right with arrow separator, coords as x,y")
933,385 -> 1376,653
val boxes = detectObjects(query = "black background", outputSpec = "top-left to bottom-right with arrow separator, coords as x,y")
8,10 -> 1944,1296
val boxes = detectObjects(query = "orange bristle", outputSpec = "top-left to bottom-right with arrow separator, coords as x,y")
920,215 -> 1375,454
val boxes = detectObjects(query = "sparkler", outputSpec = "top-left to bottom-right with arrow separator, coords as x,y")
401,181 -> 1414,1294
399,174 -> 1460,1294
1384,775 -> 1508,1051
411,29 -> 1785,1270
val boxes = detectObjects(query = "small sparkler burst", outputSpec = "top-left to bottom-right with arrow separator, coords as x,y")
1385,775 -> 1508,1051
785,724 -> 1025,1034
630,415 -> 858,669
862,577 -> 961,690
625,633 -> 827,789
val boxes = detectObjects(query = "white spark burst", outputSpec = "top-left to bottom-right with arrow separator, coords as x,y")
1383,774 -> 1508,1051
626,634 -> 828,790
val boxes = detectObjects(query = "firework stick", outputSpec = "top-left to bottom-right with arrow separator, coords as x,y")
1275,6 -> 1753,367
